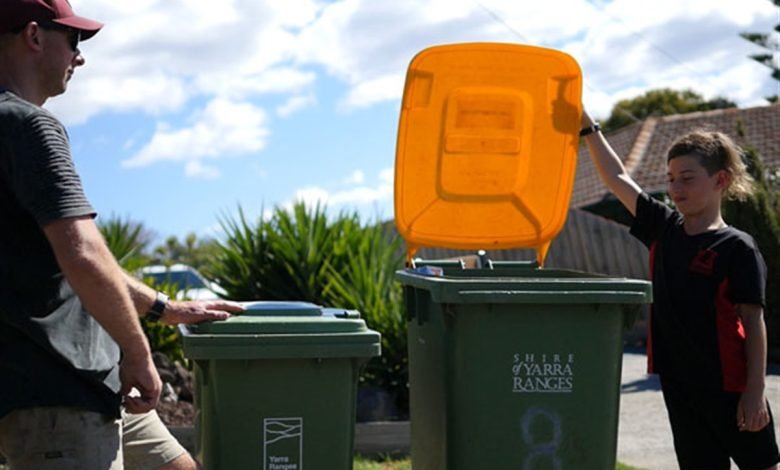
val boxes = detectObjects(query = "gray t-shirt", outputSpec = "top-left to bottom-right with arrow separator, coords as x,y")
0,91 -> 121,419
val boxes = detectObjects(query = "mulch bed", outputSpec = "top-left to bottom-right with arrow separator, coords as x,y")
156,400 -> 195,427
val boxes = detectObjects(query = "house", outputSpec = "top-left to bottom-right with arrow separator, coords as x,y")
574,103 -> 780,227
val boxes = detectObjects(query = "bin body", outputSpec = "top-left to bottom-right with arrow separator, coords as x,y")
398,266 -> 651,470
182,302 -> 381,470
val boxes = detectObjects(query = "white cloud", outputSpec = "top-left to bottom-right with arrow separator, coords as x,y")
49,0 -> 779,168
121,98 -> 268,172
291,167 -> 393,208
341,74 -> 405,109
570,0 -> 777,113
198,68 -> 317,102
379,167 -> 393,185
293,186 -> 332,206
50,0 -> 322,125
185,161 -> 221,179
343,170 -> 365,185
52,0 -> 778,124
297,0 -> 777,111
276,93 -> 317,117
48,73 -> 190,125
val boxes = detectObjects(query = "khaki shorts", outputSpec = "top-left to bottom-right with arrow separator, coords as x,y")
0,407 -> 187,470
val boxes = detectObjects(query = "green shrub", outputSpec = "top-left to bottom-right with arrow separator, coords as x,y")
211,204 -> 361,302
98,215 -> 151,272
211,204 -> 409,414
323,221 -> 407,412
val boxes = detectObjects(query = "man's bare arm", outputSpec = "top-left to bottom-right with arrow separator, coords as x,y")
123,272 -> 244,325
43,216 -> 160,413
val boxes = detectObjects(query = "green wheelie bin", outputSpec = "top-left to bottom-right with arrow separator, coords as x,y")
397,262 -> 651,470
181,301 -> 381,470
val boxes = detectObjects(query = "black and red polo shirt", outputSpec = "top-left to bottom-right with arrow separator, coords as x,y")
630,192 -> 767,392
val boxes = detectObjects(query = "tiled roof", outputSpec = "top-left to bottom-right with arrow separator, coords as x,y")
572,104 -> 780,208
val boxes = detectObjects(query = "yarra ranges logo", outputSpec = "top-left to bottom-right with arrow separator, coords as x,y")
512,353 -> 575,393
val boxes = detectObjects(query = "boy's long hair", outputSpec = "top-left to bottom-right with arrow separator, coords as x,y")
666,130 -> 755,201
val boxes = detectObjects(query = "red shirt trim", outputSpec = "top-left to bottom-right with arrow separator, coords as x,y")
715,279 -> 747,392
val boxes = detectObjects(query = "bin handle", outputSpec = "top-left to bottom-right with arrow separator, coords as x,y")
410,258 -> 466,269
487,260 -> 540,269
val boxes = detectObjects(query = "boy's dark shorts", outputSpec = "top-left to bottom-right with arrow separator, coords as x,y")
661,376 -> 780,470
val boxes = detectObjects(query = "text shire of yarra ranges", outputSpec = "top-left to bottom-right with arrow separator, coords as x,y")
512,353 -> 575,393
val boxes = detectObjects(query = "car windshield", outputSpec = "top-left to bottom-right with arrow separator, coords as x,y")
143,270 -> 207,290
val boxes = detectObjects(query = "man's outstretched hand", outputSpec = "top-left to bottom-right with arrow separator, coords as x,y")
160,300 -> 244,325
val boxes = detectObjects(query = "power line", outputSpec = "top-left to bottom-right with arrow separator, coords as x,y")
582,0 -> 693,72
472,0 -> 756,125
472,0 -> 532,44
471,0 -> 644,124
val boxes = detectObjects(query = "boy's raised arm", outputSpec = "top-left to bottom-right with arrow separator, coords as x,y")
580,109 -> 643,216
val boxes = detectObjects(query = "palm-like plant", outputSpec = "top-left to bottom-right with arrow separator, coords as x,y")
209,207 -> 273,300
212,203 -> 362,304
264,203 -> 362,303
211,204 -> 410,413
323,221 -> 407,411
98,215 -> 151,270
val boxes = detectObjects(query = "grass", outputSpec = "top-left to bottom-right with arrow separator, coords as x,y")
353,457 -> 643,470
354,456 -> 411,470
617,463 -> 643,470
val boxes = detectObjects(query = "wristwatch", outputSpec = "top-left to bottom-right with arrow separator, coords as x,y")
579,122 -> 601,136
146,291 -> 169,321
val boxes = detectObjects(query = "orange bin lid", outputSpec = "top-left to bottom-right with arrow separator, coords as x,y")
394,43 -> 582,265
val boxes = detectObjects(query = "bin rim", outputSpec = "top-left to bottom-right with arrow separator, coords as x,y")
395,267 -> 652,304
181,328 -> 382,360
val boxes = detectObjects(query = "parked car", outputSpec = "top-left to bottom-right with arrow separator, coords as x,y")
137,264 -> 226,301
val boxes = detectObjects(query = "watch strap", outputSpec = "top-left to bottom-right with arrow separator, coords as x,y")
579,123 -> 601,136
146,291 -> 169,321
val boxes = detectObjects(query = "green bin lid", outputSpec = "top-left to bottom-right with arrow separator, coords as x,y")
181,301 -> 382,360
187,301 -> 368,335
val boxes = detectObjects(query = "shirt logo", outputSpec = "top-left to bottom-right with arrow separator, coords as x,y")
690,248 -> 718,275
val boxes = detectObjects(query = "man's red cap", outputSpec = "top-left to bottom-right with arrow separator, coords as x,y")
0,0 -> 103,40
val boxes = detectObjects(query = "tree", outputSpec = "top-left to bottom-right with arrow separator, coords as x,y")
740,0 -> 780,103
602,88 -> 737,132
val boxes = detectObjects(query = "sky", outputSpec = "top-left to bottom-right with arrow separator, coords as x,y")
46,0 -> 780,242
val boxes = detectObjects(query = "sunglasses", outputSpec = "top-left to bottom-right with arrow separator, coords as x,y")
38,20 -> 81,52
11,21 -> 81,52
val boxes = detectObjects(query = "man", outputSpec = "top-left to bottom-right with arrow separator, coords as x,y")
0,1 -> 244,469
